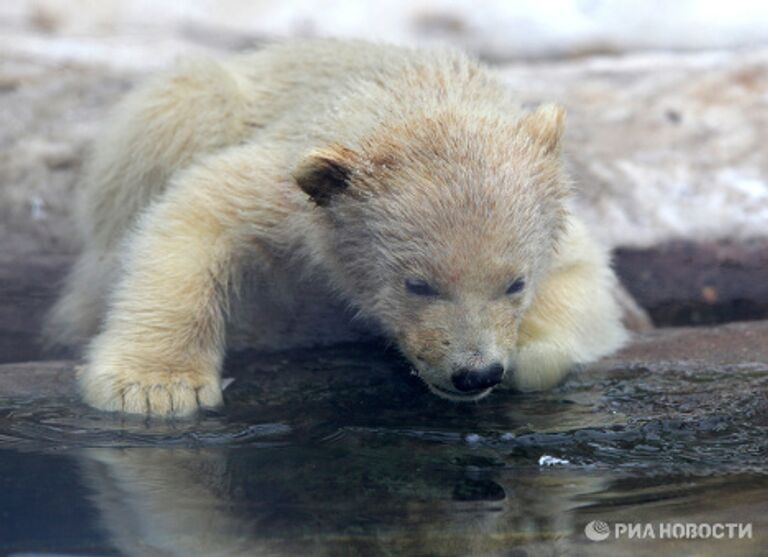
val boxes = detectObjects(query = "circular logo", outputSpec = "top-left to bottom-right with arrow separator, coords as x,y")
584,520 -> 611,541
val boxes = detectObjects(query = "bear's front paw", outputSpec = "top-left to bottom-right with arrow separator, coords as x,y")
77,359 -> 223,418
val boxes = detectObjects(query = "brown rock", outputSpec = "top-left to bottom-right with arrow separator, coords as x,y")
614,239 -> 768,325
603,319 -> 768,366
0,360 -> 75,398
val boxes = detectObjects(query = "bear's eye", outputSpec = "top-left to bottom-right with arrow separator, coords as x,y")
405,278 -> 439,297
505,278 -> 525,295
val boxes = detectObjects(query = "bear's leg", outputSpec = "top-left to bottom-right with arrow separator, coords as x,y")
509,241 -> 628,391
46,57 -> 254,347
80,146 -> 288,417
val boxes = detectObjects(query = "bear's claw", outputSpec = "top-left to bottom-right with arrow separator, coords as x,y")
77,364 -> 223,418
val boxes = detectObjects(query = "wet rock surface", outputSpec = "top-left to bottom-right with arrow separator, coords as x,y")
2,321 -> 766,450
0,321 -> 766,555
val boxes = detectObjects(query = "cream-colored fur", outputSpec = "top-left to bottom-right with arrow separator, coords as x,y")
48,39 -> 628,416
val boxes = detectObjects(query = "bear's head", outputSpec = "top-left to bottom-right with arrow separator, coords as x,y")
294,105 -> 569,401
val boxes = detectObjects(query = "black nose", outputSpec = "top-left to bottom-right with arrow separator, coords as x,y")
451,363 -> 504,392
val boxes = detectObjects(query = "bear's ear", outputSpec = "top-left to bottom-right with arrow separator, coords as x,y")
518,103 -> 566,155
293,145 -> 359,206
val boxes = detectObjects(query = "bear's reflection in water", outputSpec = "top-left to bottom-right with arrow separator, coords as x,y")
79,447 -> 601,556
66,345 -> 768,556
78,446 -> 768,556
72,345 -> 600,555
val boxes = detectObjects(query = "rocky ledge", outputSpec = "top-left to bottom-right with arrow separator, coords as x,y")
1,320 -> 765,409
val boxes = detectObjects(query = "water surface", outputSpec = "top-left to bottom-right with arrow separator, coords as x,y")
1,344 -> 766,556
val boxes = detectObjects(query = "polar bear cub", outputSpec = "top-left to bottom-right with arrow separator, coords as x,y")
48,40 -> 628,416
